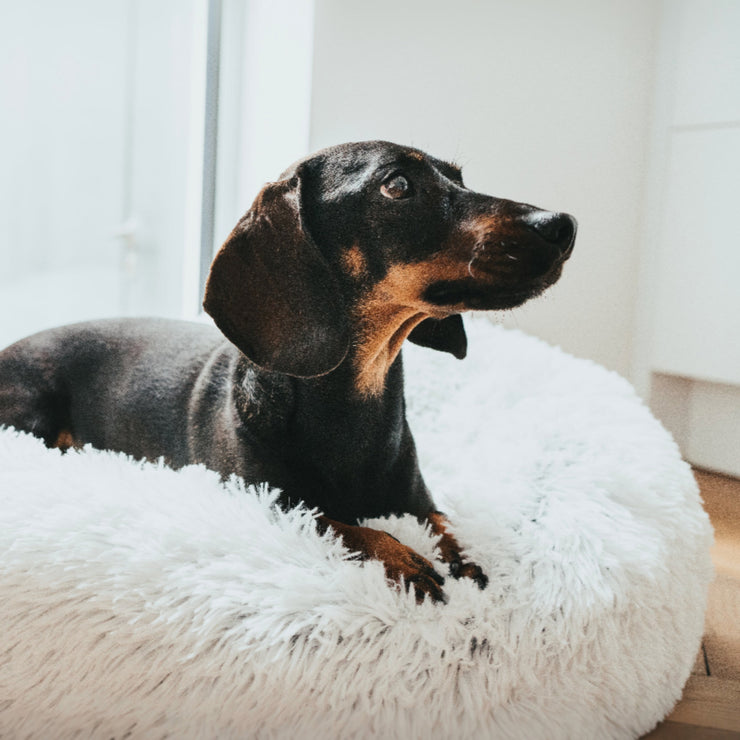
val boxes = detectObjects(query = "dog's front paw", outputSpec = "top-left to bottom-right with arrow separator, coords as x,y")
447,555 -> 488,590
321,517 -> 446,603
426,511 -> 488,590
373,532 -> 447,604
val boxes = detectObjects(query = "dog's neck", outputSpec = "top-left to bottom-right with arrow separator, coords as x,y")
347,265 -> 440,398
351,305 -> 429,398
285,346 -> 430,522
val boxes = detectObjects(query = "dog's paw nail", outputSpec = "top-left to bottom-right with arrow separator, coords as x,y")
429,569 -> 445,587
413,581 -> 447,605
452,561 -> 488,589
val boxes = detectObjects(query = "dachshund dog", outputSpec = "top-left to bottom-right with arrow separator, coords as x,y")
0,141 -> 576,603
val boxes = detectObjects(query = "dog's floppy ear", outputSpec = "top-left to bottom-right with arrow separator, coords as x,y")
203,170 -> 350,377
407,315 -> 467,359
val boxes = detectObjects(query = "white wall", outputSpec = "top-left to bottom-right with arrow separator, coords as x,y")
309,0 -> 660,378
0,0 -> 129,344
212,0 -> 315,246
0,0 -> 207,345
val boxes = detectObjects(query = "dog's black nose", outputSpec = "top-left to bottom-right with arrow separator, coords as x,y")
523,211 -> 577,258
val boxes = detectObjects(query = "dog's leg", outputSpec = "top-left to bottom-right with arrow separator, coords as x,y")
0,375 -> 65,449
316,515 -> 446,603
425,512 -> 488,589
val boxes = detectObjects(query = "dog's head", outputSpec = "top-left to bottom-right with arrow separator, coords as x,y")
204,141 -> 576,386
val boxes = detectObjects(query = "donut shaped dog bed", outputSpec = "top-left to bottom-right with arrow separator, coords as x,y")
0,320 -> 712,739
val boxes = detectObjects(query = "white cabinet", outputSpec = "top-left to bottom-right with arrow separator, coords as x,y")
640,0 -> 740,476
652,128 -> 740,386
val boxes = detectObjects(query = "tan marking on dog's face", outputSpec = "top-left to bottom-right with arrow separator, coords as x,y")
340,245 -> 368,279
408,151 -> 424,161
349,208 -> 550,396
350,212 -> 534,397
352,254 -> 472,397
467,214 -> 512,250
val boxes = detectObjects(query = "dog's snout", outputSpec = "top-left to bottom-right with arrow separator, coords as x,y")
523,211 -> 577,258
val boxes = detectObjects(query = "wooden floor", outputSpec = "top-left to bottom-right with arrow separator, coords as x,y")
643,469 -> 740,739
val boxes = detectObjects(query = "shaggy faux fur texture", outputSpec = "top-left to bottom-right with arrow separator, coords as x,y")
0,321 -> 713,739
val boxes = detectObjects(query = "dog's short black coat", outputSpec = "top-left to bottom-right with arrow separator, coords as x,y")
0,141 -> 576,602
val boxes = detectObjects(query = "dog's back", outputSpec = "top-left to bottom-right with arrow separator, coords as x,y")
0,318 -> 232,468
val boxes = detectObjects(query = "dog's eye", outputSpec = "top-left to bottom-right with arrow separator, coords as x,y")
381,174 -> 411,200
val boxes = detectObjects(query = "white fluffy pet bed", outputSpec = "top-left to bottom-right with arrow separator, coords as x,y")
0,321 -> 712,739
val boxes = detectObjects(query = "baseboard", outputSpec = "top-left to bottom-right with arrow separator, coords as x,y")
649,374 -> 740,479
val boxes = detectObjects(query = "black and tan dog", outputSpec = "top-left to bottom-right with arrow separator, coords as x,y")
0,141 -> 576,603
